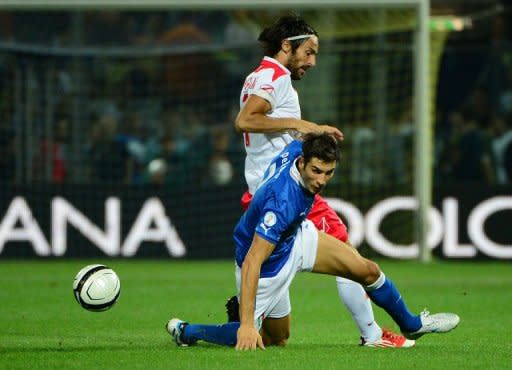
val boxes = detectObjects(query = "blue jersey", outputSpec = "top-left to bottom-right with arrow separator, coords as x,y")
234,140 -> 315,278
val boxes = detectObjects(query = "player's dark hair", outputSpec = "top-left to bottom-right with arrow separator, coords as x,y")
301,133 -> 339,165
258,15 -> 318,57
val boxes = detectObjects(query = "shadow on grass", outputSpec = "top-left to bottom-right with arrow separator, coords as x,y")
0,343 -> 169,354
0,341 -> 357,355
172,342 -> 356,351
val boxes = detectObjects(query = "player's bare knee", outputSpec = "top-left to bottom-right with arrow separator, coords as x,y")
269,327 -> 289,346
342,257 -> 376,285
350,259 -> 380,286
275,337 -> 289,347
362,260 -> 381,285
261,320 -> 290,347
265,334 -> 289,347
273,331 -> 290,346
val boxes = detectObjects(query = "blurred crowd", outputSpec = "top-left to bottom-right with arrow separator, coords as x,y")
0,11 -> 258,47
435,11 -> 512,185
0,7 -> 511,187
0,10 -> 263,187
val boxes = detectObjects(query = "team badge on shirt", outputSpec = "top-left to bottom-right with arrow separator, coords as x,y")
263,211 -> 277,227
261,84 -> 275,95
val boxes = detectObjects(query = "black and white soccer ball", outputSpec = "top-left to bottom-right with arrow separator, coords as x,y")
73,264 -> 121,312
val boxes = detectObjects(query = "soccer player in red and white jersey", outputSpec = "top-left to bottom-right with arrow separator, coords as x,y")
232,15 -> 412,348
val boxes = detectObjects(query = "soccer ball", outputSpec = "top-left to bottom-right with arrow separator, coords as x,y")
73,264 -> 121,312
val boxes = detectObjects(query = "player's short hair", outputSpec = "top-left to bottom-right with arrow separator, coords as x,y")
302,133 -> 339,165
258,15 -> 318,57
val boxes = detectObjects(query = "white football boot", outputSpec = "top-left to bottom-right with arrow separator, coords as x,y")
166,318 -> 190,346
403,309 -> 460,340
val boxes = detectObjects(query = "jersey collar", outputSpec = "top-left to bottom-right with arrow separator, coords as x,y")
291,157 -> 316,197
290,158 -> 306,188
262,56 -> 291,76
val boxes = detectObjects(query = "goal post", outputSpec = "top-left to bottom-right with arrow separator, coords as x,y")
414,0 -> 431,263
0,0 -> 440,261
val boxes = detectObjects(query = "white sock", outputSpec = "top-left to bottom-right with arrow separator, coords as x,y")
336,276 -> 382,342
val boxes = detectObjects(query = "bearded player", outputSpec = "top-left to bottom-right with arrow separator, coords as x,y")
226,14 -> 413,348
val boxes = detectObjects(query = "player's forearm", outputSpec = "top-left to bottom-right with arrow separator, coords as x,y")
239,256 -> 260,327
236,112 -> 307,134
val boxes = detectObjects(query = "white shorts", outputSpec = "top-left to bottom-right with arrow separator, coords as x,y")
235,219 -> 318,329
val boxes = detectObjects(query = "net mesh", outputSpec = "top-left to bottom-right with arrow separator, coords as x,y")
0,8 -> 445,257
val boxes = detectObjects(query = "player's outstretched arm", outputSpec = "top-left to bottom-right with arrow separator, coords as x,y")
236,234 -> 275,351
236,95 -> 343,141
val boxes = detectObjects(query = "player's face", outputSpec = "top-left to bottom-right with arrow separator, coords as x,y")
298,156 -> 336,194
288,36 -> 319,80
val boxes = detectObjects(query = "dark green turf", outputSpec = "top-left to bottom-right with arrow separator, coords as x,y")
0,260 -> 510,369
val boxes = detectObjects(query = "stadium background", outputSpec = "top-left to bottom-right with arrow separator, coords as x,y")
0,0 -> 510,261
1,2 -> 511,369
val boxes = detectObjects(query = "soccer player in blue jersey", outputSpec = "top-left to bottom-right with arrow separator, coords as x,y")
231,14 -> 410,348
166,133 -> 459,350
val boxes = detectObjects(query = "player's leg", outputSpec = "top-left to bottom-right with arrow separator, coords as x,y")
166,319 -> 239,346
167,230 -> 304,347
261,316 -> 290,346
168,300 -> 291,347
334,276 -> 382,343
259,290 -> 292,346
312,231 -> 459,337
223,192 -> 251,323
225,295 -> 240,322
312,231 -> 380,282
255,219 -> 317,347
167,314 -> 290,348
309,195 -> 411,346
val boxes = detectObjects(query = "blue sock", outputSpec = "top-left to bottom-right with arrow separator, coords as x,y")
183,322 -> 240,346
367,276 -> 422,332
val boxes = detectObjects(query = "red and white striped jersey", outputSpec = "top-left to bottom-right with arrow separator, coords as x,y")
239,56 -> 301,194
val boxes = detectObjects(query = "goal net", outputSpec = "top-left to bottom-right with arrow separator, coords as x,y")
0,2 -> 447,259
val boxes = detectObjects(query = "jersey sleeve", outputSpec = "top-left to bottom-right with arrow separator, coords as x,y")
254,191 -> 291,245
252,72 -> 290,114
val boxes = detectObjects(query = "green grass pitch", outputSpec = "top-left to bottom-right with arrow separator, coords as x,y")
0,260 -> 510,370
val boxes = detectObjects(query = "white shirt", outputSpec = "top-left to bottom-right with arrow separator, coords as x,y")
239,56 -> 301,194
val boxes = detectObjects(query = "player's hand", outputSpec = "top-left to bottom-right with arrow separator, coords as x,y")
318,124 -> 344,141
299,121 -> 344,141
235,324 -> 265,351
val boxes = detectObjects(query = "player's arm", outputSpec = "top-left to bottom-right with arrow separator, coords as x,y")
235,234 -> 275,351
235,95 -> 343,140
